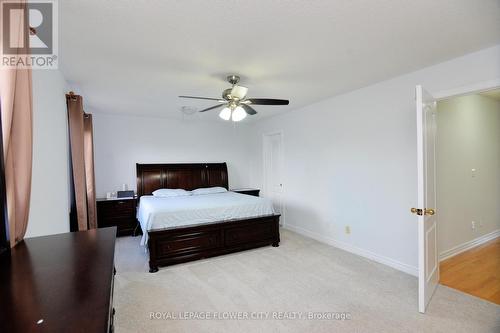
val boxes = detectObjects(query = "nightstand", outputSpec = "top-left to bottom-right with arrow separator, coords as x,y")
97,197 -> 138,236
231,188 -> 260,197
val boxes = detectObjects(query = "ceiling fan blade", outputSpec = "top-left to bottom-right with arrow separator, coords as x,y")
241,104 -> 257,115
199,104 -> 225,112
179,95 -> 222,101
247,98 -> 289,105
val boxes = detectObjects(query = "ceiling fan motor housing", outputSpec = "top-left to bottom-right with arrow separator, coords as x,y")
227,75 -> 240,85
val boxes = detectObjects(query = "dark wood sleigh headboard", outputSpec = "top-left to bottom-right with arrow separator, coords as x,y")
136,163 -> 228,197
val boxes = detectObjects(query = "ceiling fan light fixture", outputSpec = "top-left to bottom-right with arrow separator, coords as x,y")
219,107 -> 231,120
230,85 -> 248,100
232,106 -> 247,121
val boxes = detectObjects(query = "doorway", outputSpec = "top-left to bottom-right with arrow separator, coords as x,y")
263,131 -> 284,225
415,85 -> 500,312
435,89 -> 500,305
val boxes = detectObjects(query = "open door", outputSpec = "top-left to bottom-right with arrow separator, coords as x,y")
413,85 -> 438,313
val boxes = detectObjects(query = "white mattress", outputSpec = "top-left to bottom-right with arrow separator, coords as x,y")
137,191 -> 275,245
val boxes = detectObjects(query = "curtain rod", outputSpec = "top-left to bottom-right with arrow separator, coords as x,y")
66,92 -> 91,118
66,91 -> 78,101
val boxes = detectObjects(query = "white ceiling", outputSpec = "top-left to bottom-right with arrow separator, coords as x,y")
59,0 -> 500,121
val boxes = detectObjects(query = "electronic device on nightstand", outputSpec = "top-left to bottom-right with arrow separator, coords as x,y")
231,188 -> 260,197
117,190 -> 135,198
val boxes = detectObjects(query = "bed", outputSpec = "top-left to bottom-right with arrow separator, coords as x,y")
136,163 -> 280,272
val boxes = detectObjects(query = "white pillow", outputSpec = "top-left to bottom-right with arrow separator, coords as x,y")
152,189 -> 192,197
191,187 -> 227,195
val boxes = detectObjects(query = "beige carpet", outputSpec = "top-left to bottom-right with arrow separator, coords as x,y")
114,229 -> 500,333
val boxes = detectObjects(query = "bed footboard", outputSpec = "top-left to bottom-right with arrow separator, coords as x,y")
147,214 -> 280,272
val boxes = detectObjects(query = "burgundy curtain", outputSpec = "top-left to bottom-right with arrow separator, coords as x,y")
66,93 -> 97,230
0,0 -> 33,247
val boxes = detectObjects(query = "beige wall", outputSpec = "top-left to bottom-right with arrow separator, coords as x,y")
436,94 -> 500,255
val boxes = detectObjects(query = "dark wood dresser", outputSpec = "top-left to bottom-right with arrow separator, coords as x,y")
231,188 -> 260,197
97,197 -> 138,236
0,227 -> 117,333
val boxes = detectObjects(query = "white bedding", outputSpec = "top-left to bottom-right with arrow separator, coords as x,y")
137,191 -> 275,245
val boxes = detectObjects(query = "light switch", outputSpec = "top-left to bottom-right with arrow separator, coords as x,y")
471,168 -> 476,178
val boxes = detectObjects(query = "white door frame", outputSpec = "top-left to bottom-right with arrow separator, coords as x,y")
262,130 -> 285,226
433,79 -> 500,101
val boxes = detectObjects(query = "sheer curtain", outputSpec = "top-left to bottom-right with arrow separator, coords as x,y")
0,101 -> 10,253
0,0 -> 33,247
66,93 -> 97,230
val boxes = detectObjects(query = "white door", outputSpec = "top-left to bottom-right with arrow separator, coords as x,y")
414,85 -> 438,313
263,132 -> 284,224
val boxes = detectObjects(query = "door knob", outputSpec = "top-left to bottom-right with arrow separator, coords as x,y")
424,208 -> 435,216
411,208 -> 423,215
411,208 -> 435,216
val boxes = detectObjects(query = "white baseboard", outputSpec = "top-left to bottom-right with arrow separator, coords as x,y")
439,229 -> 500,262
283,224 -> 418,277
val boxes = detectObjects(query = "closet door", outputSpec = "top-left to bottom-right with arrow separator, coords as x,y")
263,131 -> 284,224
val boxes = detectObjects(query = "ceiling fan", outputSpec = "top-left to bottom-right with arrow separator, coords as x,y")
179,75 -> 289,121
